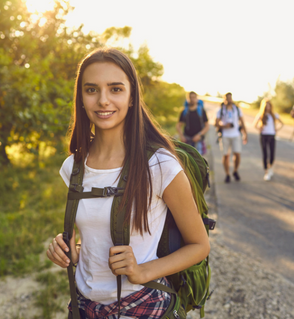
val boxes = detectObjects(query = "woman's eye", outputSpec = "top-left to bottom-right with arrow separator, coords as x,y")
112,87 -> 122,93
86,88 -> 97,93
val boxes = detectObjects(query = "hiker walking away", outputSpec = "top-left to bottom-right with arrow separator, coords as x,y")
215,92 -> 247,183
176,91 -> 209,155
253,99 -> 284,181
46,48 -> 210,319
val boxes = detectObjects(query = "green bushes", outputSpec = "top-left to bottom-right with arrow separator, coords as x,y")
0,153 -> 67,276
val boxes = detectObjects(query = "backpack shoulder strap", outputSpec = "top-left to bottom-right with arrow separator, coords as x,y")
220,103 -> 225,118
112,149 -> 158,319
110,164 -> 130,246
197,101 -> 204,129
111,147 -> 159,245
63,159 -> 84,319
236,105 -> 241,118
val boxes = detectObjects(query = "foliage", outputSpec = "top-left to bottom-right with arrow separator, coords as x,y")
144,81 -> 186,126
0,0 -> 166,164
271,79 -> 294,113
251,79 -> 294,113
0,153 -> 67,276
33,270 -> 69,319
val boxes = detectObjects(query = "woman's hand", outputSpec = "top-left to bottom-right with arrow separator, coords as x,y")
46,228 -> 79,268
108,245 -> 144,284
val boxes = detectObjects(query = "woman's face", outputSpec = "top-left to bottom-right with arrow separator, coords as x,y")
81,62 -> 132,134
265,102 -> 271,112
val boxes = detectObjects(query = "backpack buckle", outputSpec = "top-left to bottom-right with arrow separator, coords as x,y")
208,219 -> 216,230
69,184 -> 84,193
102,187 -> 124,197
203,218 -> 216,230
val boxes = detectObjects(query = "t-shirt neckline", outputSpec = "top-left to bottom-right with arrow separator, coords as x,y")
84,154 -> 123,173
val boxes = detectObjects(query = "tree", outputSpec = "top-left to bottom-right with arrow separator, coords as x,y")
272,80 -> 294,113
252,79 -> 294,112
144,81 -> 186,126
0,0 -> 165,164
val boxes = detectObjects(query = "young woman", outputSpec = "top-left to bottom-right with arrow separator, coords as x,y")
253,99 -> 284,181
46,48 -> 210,319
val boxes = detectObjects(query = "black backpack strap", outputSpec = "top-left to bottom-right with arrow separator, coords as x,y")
63,159 -> 84,319
220,103 -> 224,118
142,281 -> 177,294
111,150 -> 158,319
110,165 -> 129,319
68,186 -> 124,200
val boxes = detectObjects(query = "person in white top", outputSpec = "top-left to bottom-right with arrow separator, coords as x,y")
215,93 -> 247,183
253,99 -> 284,181
46,48 -> 210,319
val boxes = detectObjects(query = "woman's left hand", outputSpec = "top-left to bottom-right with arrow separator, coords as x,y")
109,245 -> 143,284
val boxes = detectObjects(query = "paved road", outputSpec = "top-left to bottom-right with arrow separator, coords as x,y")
204,102 -> 294,283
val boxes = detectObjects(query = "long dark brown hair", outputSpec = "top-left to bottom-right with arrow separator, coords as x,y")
69,47 -> 178,235
259,98 -> 276,127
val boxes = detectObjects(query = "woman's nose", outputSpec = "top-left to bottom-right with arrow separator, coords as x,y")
98,90 -> 110,107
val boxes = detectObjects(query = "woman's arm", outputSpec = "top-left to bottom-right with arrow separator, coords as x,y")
276,117 -> 284,131
109,171 -> 210,284
253,114 -> 261,130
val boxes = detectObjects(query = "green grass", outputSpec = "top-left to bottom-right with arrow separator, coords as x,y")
33,270 -> 69,319
0,153 -> 68,276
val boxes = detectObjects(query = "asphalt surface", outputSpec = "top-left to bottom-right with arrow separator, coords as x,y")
204,102 -> 294,283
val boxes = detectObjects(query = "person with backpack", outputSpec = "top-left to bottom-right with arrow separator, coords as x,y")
176,92 -> 209,156
215,92 -> 247,183
46,48 -> 211,319
253,99 -> 284,181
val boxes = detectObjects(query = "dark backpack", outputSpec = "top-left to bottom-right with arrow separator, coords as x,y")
63,140 -> 215,319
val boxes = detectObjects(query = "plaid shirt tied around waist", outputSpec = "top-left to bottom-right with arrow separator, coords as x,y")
68,277 -> 171,319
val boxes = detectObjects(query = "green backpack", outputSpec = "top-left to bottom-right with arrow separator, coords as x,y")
63,140 -> 215,319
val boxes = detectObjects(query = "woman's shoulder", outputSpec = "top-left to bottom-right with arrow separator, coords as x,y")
148,148 -> 182,172
148,148 -> 183,197
59,154 -> 75,187
149,148 -> 177,163
61,154 -> 75,169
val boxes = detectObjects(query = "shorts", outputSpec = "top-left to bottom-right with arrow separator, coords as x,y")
221,135 -> 242,154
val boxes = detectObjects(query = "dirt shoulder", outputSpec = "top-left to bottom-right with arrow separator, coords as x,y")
188,142 -> 294,319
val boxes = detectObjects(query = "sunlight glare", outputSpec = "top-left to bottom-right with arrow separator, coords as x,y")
26,0 -> 55,13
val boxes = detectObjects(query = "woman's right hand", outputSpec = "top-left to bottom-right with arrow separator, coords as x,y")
46,228 -> 79,268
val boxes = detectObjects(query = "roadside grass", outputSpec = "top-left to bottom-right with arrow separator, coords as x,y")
33,270 -> 69,319
0,152 -> 68,277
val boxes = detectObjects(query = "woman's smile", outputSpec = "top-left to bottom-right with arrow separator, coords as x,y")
94,111 -> 116,119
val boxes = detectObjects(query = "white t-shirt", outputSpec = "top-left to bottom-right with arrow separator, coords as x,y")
257,113 -> 279,135
59,148 -> 183,305
216,105 -> 243,138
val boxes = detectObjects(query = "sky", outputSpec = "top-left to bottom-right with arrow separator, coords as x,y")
27,0 -> 294,102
